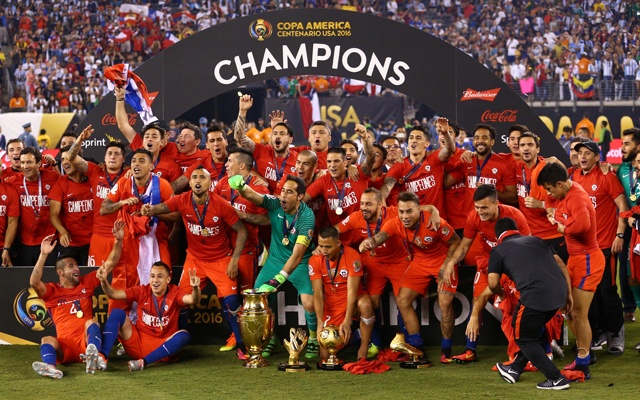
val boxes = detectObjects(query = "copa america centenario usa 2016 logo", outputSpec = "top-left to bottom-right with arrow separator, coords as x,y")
249,19 -> 273,41
14,287 -> 53,331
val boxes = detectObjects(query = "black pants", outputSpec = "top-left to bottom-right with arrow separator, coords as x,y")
56,244 -> 90,266
588,248 -> 624,336
15,243 -> 58,267
545,236 -> 569,264
510,302 -> 561,380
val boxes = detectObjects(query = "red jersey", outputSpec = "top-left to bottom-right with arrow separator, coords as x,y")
463,204 -> 530,268
125,284 -> 187,339
215,175 -> 269,255
164,191 -> 239,259
571,167 -> 624,249
306,172 -> 369,226
456,152 -> 517,198
515,158 -> 560,239
107,175 -> 174,242
176,149 -> 210,173
6,169 -> 59,245
2,167 -> 22,181
252,143 -> 298,193
309,245 -> 364,306
444,148 -> 472,229
48,175 -> 94,246
85,162 -> 125,237
381,211 -> 454,264
184,157 -> 227,189
41,271 -> 100,339
337,206 -> 407,264
387,151 -> 447,216
292,145 -> 328,170
129,136 -> 182,183
0,181 -> 20,247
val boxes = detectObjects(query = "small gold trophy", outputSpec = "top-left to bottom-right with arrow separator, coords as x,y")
389,333 -> 432,369
278,328 -> 311,372
238,289 -> 274,368
317,325 -> 346,371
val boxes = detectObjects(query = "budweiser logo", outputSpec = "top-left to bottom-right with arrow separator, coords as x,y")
481,109 -> 518,123
460,88 -> 500,102
101,113 -> 138,126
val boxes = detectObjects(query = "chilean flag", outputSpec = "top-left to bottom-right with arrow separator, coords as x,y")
104,63 -> 157,125
299,89 -> 321,134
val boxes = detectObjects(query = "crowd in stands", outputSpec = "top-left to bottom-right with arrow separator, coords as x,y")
0,0 -> 639,120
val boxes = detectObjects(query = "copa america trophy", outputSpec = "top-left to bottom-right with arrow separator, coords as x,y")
278,328 -> 311,372
237,289 -> 274,368
317,325 -> 346,370
390,333 -> 432,369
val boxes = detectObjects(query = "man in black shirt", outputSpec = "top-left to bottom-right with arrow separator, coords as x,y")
487,218 -> 573,390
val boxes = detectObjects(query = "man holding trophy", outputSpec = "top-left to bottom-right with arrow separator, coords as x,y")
310,226 -> 375,366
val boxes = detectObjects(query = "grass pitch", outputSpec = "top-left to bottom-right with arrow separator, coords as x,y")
2,316 -> 639,400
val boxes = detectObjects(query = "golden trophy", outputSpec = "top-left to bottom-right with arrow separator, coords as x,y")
278,328 -> 311,372
390,333 -> 432,369
317,325 -> 346,370
237,289 -> 274,368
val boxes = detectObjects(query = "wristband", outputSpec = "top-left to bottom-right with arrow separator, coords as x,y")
3,247 -> 9,252
279,270 -> 290,279
116,98 -> 124,101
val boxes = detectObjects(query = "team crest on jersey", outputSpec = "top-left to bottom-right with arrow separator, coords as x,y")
156,172 -> 163,177
110,183 -> 119,193
592,184 -> 597,191
340,269 -> 348,278
345,182 -> 351,189
81,288 -> 86,294
164,305 -> 169,311
491,168 -> 498,174
1,195 -> 5,201
563,213 -> 568,219
441,226 -> 450,236
290,167 -> 296,172
424,236 -> 433,243
425,165 -> 431,172
308,265 -> 315,276
353,260 -> 361,272
213,216 -> 219,222
45,185 -> 50,190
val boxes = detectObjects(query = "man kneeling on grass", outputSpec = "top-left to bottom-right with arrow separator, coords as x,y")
96,262 -> 201,371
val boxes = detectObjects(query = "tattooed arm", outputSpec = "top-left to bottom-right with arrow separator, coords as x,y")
234,94 -> 256,152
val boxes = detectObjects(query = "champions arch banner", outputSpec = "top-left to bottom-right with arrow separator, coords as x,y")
79,9 -> 568,163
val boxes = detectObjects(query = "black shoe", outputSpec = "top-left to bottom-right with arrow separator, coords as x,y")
589,351 -> 597,365
576,364 -> 591,380
537,376 -> 570,390
496,362 -> 520,384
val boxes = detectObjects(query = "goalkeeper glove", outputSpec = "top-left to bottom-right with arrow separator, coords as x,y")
258,272 -> 287,293
228,175 -> 246,191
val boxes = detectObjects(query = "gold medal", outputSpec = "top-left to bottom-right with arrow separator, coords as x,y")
406,255 -> 412,262
282,237 -> 290,246
76,310 -> 83,318
335,207 -> 343,215
631,194 -> 637,202
202,228 -> 209,237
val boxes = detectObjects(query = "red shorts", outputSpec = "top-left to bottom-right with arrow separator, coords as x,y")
321,293 -> 367,327
57,336 -> 87,364
237,252 -> 258,292
473,268 -> 488,298
400,261 -> 458,296
362,257 -> 408,296
180,253 -> 238,298
120,324 -> 178,362
567,250 -> 605,292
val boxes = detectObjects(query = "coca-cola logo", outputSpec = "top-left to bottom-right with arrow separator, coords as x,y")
101,113 -> 138,126
460,88 -> 500,102
481,109 -> 518,123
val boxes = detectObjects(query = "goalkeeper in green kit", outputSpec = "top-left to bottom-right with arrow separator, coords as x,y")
229,173 -> 320,358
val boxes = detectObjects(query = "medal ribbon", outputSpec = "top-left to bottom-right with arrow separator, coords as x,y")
151,291 -> 168,329
521,167 -> 530,196
191,195 -> 210,233
131,177 -> 151,202
366,207 -> 387,238
230,176 -> 252,205
105,168 -> 124,188
281,206 -> 300,243
331,177 -> 347,212
274,151 -> 290,181
399,155 -> 426,184
402,212 -> 423,259
325,246 -> 344,287
211,161 -> 227,182
475,153 -> 492,184
23,175 -> 42,217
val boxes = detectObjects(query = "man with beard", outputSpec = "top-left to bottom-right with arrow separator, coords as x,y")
67,126 -> 135,312
6,147 -> 60,266
360,191 -> 461,366
229,174 -> 320,359
142,165 -> 249,360
340,139 -> 360,167
172,125 -> 230,192
617,128 -> 640,323
380,121 -> 455,214
571,141 -> 626,355
292,120 -> 331,170
234,95 -> 298,193
30,221 -> 124,378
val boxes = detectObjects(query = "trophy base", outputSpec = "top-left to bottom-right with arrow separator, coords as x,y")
243,355 -> 270,368
399,359 -> 433,369
278,362 -> 311,372
317,361 -> 345,371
